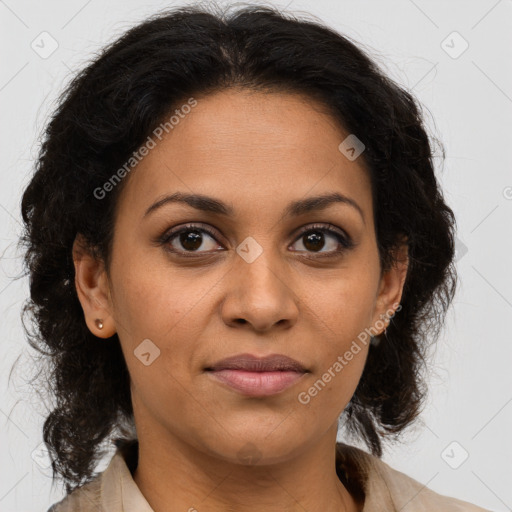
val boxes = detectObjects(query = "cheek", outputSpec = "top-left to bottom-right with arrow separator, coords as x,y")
302,269 -> 378,338
110,251 -> 210,343
295,276 -> 374,415
111,262 -> 214,387
297,342 -> 369,425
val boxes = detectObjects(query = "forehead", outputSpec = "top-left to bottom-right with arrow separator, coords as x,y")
117,89 -> 373,222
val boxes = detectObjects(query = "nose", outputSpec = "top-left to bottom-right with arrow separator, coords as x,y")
220,248 -> 299,333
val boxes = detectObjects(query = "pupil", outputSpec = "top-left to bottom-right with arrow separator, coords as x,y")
304,232 -> 324,252
180,230 -> 202,251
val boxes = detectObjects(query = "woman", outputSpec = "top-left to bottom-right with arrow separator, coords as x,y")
19,3 -> 490,511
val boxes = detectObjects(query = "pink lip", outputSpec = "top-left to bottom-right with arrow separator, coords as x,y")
207,369 -> 306,397
206,353 -> 307,372
205,353 -> 308,397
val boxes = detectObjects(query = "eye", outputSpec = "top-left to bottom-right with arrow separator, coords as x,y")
160,223 -> 223,257
290,223 -> 354,257
158,222 -> 355,259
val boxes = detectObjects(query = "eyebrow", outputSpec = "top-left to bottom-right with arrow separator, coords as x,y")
143,191 -> 365,224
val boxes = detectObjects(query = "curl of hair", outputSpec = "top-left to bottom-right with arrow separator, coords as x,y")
19,3 -> 457,493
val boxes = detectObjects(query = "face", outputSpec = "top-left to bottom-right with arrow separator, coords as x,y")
74,88 -> 407,464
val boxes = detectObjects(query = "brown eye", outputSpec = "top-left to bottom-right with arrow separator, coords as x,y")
302,231 -> 326,252
177,230 -> 203,251
161,224 -> 223,256
290,224 -> 354,256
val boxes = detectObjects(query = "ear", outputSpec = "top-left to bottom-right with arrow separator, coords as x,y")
371,237 -> 409,334
72,233 -> 116,338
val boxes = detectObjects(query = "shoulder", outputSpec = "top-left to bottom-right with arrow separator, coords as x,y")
45,442 -> 140,512
375,457 -> 491,511
45,476 -> 102,512
336,443 -> 492,512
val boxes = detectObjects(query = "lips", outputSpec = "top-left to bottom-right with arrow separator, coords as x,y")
205,353 -> 307,372
205,353 -> 308,397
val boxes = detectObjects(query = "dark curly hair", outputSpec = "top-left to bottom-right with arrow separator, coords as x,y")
18,1 -> 457,494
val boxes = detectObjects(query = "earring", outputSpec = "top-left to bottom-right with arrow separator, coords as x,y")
95,319 -> 104,330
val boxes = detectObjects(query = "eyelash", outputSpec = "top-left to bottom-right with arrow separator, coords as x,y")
157,222 -> 355,260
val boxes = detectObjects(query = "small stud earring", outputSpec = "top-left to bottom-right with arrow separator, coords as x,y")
95,319 -> 104,330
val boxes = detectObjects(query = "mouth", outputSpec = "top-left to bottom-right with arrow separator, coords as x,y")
205,353 -> 308,397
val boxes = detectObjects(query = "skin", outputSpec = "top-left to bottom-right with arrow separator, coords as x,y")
73,88 -> 408,512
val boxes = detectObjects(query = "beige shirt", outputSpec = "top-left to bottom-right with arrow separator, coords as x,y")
48,441 -> 492,512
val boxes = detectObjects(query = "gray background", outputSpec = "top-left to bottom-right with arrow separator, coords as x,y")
1,0 -> 511,511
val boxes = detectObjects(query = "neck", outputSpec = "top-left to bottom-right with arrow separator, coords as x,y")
132,425 -> 361,512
